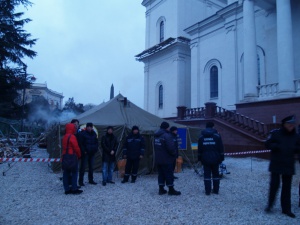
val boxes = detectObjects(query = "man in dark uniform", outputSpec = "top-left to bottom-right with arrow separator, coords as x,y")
154,122 -> 181,195
265,115 -> 300,218
78,122 -> 98,186
198,122 -> 224,195
121,126 -> 145,183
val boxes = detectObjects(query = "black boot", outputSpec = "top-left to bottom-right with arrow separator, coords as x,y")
78,178 -> 84,187
264,206 -> 272,213
131,175 -> 137,183
282,211 -> 296,218
121,175 -> 129,183
159,185 -> 167,195
168,186 -> 181,196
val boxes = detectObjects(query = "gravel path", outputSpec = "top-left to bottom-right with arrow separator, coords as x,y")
1,147 -> 299,225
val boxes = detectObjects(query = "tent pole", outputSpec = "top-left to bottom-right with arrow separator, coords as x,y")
180,128 -> 201,177
116,125 -> 126,158
187,128 -> 196,163
114,125 -> 126,178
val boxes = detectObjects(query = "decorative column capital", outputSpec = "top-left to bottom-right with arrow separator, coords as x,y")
190,40 -> 198,50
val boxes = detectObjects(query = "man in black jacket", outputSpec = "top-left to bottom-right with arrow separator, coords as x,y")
121,126 -> 145,183
101,126 -> 118,186
265,115 -> 300,218
154,122 -> 181,195
198,122 -> 224,195
78,122 -> 98,186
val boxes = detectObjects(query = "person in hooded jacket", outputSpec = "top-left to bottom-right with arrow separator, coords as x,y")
62,123 -> 83,195
154,122 -> 181,195
68,119 -> 81,188
198,121 -> 224,195
101,126 -> 118,186
121,126 -> 145,183
78,122 -> 99,186
264,115 -> 300,218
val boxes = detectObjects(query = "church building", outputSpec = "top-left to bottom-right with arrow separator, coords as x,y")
136,0 -> 300,120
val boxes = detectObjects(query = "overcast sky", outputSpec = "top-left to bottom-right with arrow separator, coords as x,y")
21,1 -> 146,108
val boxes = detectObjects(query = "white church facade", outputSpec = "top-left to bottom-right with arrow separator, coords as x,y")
136,0 -> 300,118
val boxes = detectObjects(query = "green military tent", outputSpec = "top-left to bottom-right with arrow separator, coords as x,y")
47,94 -> 201,174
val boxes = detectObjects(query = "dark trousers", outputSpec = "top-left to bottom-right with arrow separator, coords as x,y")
173,159 -> 176,172
157,164 -> 174,187
79,153 -> 95,183
124,158 -> 140,180
203,164 -> 220,193
63,165 -> 78,191
267,173 -> 293,212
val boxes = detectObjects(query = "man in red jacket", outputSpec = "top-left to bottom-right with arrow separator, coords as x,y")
62,123 -> 83,195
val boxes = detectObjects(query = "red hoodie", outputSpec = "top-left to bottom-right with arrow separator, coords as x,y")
62,123 -> 81,159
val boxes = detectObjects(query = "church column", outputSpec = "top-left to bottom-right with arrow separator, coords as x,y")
277,0 -> 294,94
190,40 -> 200,108
243,0 -> 258,99
174,57 -> 186,107
144,65 -> 149,110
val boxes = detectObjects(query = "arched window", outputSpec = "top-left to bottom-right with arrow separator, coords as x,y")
159,85 -> 163,108
210,66 -> 218,98
160,21 -> 164,42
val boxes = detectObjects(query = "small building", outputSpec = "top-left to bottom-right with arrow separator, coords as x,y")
16,83 -> 64,110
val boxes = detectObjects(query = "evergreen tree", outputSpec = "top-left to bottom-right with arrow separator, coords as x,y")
0,0 -> 37,117
63,97 -> 85,115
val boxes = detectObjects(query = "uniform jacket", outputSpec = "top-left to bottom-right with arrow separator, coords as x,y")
122,132 -> 145,160
198,128 -> 224,165
154,129 -> 176,165
79,129 -> 99,155
265,127 -> 300,175
62,123 -> 81,159
101,132 -> 118,162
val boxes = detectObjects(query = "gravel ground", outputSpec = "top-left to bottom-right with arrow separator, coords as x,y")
1,147 -> 300,225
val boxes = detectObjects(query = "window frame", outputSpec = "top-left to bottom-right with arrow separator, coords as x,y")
210,66 -> 218,99
158,84 -> 163,109
159,21 -> 164,43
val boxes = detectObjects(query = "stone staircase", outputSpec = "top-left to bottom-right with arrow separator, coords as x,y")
214,106 -> 268,140
180,104 -> 271,141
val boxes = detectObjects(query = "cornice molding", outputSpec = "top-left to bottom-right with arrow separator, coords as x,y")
185,2 -> 242,36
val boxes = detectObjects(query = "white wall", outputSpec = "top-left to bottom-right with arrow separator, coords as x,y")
141,0 -> 300,118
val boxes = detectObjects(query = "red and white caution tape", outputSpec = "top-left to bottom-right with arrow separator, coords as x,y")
0,150 -> 271,162
224,150 -> 271,156
0,158 -> 61,162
